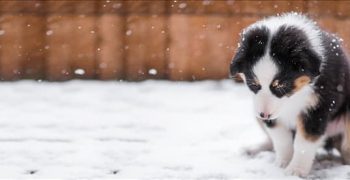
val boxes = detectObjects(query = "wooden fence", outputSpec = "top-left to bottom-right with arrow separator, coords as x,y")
0,0 -> 349,81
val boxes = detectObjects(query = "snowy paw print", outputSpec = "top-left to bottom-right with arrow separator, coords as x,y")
285,165 -> 308,177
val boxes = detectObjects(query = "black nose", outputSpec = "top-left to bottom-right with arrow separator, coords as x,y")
260,112 -> 271,119
260,112 -> 265,118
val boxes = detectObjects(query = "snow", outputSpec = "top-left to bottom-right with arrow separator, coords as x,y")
74,69 -> 85,75
126,30 -> 132,36
46,30 -> 53,36
0,80 -> 349,178
148,69 -> 157,75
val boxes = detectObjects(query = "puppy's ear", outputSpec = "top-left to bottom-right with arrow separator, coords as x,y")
230,50 -> 244,76
298,49 -> 321,78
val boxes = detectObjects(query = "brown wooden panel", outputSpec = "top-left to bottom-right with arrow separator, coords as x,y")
125,15 -> 145,81
126,1 -> 167,14
22,15 -> 45,79
0,0 -> 46,14
169,15 -> 259,81
317,17 -> 337,33
337,1 -> 350,18
144,16 -> 167,79
71,15 -> 96,79
46,15 -> 74,81
46,1 -> 97,81
170,1 -> 231,14
45,0 -> 76,14
0,15 -> 24,80
188,16 -> 228,80
125,15 -> 167,81
98,0 -> 125,14
170,0 -> 305,15
307,1 -> 337,17
239,0 -> 305,15
46,0 -> 97,14
168,15 -> 191,80
96,14 -> 125,80
335,19 -> 350,53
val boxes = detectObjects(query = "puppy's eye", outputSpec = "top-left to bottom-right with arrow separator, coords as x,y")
247,79 -> 261,93
272,80 -> 285,89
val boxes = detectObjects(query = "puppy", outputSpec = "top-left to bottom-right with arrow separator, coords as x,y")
230,13 -> 350,176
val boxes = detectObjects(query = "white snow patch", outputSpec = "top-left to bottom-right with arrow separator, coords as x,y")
0,80 -> 347,178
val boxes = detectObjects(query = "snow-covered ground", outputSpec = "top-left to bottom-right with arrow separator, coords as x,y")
0,80 -> 349,179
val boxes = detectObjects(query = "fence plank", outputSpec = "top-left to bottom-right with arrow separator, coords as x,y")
71,15 -> 96,79
46,15 -> 74,81
307,1 -> 337,18
169,15 -> 259,80
70,1 -> 97,79
335,19 -> 350,53
170,0 -> 305,15
168,15 -> 190,80
46,1 -> 76,81
96,15 -> 125,80
22,15 -> 46,79
96,1 -> 125,80
0,0 -> 349,81
0,14 -> 24,80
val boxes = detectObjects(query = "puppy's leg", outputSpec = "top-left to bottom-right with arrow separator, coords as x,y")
286,118 -> 325,177
244,118 -> 273,156
341,119 -> 350,164
264,120 -> 293,168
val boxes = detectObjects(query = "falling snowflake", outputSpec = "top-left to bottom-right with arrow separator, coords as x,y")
126,30 -> 132,36
74,69 -> 85,75
46,30 -> 53,36
148,69 -> 157,75
178,3 -> 187,9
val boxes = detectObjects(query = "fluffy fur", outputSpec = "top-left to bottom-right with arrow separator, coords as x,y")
230,13 -> 350,177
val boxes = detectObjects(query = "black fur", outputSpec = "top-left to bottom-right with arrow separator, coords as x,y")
230,26 -> 270,76
263,119 -> 276,128
230,26 -> 269,94
269,25 -> 322,98
303,32 -> 350,136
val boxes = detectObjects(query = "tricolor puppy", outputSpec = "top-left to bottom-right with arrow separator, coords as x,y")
230,13 -> 350,176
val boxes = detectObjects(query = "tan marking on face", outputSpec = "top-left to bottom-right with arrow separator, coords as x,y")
293,75 -> 311,92
297,116 -> 320,142
253,78 -> 260,86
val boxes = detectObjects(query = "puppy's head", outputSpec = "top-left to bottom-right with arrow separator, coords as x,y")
230,16 -> 322,120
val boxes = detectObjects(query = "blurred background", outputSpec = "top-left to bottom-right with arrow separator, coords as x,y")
0,0 -> 349,81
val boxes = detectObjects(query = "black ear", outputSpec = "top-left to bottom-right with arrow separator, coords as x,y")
298,49 -> 321,77
230,50 -> 244,76
306,51 -> 321,77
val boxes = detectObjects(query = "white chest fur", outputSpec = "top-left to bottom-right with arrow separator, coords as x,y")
278,85 -> 318,129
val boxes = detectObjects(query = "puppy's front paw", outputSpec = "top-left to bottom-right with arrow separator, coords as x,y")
285,165 -> 309,177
